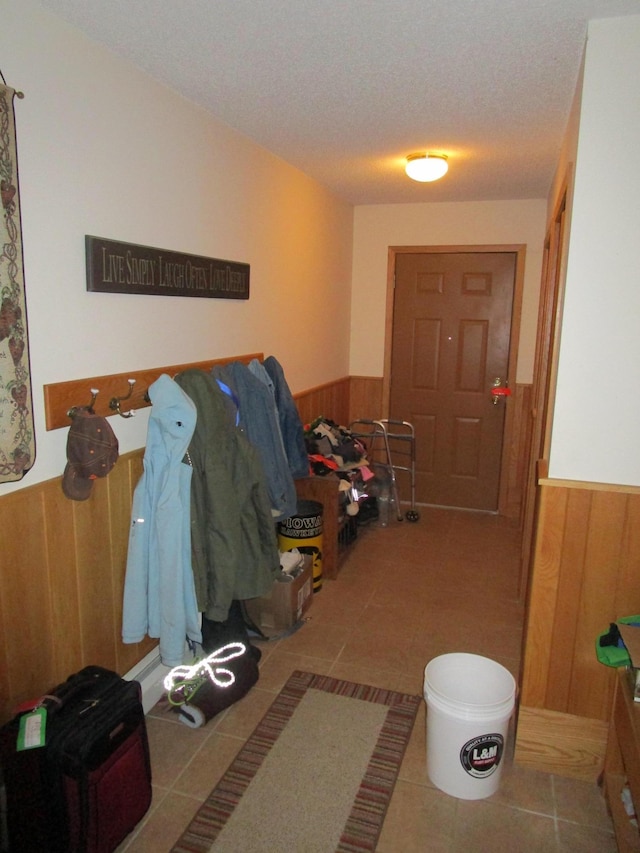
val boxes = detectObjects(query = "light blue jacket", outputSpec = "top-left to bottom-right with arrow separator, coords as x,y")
122,374 -> 201,667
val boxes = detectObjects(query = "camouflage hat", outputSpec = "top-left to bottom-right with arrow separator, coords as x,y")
62,409 -> 119,501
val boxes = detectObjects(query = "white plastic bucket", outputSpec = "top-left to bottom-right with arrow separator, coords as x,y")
423,653 -> 516,800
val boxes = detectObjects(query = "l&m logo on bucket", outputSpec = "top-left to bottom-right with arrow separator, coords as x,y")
460,733 -> 504,779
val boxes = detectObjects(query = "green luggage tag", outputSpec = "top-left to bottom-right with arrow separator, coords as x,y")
16,707 -> 47,750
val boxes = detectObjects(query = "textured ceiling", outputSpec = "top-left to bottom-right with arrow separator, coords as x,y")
37,0 -> 640,205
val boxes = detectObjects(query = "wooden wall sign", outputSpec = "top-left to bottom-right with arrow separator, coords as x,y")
85,236 -> 250,299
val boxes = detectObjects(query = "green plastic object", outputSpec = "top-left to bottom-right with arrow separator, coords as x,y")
595,639 -> 630,668
596,615 -> 640,667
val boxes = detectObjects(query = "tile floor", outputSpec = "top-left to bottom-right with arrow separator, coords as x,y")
119,507 -> 617,852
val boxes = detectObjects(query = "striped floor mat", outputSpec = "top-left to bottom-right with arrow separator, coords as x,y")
171,670 -> 421,852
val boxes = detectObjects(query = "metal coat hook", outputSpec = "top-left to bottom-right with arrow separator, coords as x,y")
109,379 -> 136,418
67,388 -> 99,418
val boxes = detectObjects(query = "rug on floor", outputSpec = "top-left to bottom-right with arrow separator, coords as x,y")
171,669 -> 421,853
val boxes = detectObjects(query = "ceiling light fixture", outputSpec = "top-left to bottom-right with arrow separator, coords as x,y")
405,152 -> 449,182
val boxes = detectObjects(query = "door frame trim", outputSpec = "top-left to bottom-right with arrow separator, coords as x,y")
384,244 -> 526,516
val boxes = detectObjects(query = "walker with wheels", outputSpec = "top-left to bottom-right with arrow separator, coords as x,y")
349,418 -> 420,522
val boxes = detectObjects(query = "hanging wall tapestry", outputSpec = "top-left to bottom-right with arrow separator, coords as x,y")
0,81 -> 34,482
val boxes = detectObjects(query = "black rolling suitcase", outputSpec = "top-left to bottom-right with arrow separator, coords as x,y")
0,665 -> 152,852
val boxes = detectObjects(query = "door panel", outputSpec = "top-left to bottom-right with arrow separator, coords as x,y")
390,252 -> 516,511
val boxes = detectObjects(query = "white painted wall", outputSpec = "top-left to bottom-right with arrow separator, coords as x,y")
350,200 -> 547,382
548,16 -> 640,486
0,0 -> 353,493
4,3 -> 636,495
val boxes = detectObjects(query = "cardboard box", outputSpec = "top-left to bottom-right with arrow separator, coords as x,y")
244,555 -> 313,635
617,622 -> 640,701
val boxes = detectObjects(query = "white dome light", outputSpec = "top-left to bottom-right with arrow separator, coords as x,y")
405,153 -> 449,182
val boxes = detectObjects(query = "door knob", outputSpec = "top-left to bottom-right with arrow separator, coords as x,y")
490,377 -> 512,405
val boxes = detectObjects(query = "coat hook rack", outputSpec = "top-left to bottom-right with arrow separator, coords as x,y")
67,388 -> 99,419
109,379 -> 136,418
43,352 -> 263,430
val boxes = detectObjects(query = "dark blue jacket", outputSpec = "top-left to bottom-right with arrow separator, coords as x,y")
215,361 -> 297,522
262,355 -> 309,480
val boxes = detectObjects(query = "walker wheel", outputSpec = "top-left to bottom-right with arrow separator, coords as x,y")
405,509 -> 420,522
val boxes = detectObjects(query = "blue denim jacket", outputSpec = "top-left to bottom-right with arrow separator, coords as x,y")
216,361 -> 297,522
262,356 -> 309,479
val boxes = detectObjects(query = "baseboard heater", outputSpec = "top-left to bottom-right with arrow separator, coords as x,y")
124,646 -> 171,714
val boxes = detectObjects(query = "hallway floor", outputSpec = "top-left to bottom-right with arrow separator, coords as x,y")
121,507 -> 617,852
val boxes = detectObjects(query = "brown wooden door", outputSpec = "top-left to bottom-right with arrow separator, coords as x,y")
390,251 -> 516,511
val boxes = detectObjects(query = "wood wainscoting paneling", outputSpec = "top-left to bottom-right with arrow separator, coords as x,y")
0,449 -> 154,724
515,706 -> 609,782
347,376 -> 384,424
515,473 -> 640,780
506,383 -> 532,521
293,377 -> 351,429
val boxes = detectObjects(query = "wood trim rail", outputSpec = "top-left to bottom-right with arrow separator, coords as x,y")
43,352 -> 263,430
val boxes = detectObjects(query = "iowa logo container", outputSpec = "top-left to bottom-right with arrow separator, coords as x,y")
278,499 -> 323,592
